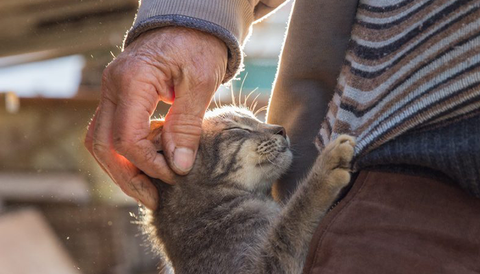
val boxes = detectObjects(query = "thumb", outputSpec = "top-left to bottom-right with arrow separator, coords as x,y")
161,82 -> 214,175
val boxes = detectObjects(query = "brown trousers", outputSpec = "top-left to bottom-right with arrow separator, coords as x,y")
303,170 -> 480,274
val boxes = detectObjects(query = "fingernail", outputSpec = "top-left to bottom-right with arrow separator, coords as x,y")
173,147 -> 195,173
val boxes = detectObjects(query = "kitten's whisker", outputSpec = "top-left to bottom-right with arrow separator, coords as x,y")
230,85 -> 236,107
244,88 -> 258,108
239,72 -> 248,108
255,156 -> 268,174
252,101 -> 259,114
217,87 -> 224,107
266,154 -> 282,169
288,147 -> 299,154
213,92 -> 219,108
254,105 -> 268,116
250,93 -> 261,112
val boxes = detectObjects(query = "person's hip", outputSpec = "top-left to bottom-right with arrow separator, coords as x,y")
303,169 -> 480,274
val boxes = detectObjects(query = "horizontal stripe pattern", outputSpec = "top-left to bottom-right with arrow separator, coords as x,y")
319,0 -> 480,161
358,0 -> 416,13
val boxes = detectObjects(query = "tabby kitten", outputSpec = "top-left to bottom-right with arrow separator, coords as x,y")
145,106 -> 355,274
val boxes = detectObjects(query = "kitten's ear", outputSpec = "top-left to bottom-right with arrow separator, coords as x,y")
147,119 -> 165,152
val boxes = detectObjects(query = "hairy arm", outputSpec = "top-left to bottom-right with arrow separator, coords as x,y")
267,0 -> 358,201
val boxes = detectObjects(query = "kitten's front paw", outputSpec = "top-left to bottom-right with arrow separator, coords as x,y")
321,135 -> 356,189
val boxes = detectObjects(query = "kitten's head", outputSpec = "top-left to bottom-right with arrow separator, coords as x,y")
149,106 -> 293,193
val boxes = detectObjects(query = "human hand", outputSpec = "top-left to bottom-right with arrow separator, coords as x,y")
84,27 -> 228,209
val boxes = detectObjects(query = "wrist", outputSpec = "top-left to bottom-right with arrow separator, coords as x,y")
125,27 -> 228,80
124,16 -> 242,83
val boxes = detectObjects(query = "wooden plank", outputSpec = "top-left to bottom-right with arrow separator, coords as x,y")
0,0 -> 57,10
0,173 -> 90,203
0,0 -> 136,57
0,15 -> 132,57
0,209 -> 82,274
0,0 -> 136,38
0,0 -> 135,13
0,50 -> 65,68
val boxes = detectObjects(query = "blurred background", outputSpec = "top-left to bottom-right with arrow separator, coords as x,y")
0,1 -> 292,273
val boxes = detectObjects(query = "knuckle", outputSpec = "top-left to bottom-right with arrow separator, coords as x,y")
134,141 -> 158,167
84,134 -> 93,149
113,136 -> 131,155
117,182 -> 134,198
92,141 -> 109,156
102,65 -> 113,82
114,137 -> 156,165
141,145 -> 157,163
167,114 -> 203,136
102,58 -> 135,85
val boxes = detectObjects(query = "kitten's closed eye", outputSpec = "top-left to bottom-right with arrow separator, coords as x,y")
223,127 -> 252,133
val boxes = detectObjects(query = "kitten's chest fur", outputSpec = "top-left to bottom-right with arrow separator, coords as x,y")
150,179 -> 280,273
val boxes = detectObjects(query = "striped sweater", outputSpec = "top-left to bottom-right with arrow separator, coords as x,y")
319,0 -> 480,160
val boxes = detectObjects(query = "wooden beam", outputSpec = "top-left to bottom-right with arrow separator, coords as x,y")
0,173 -> 90,203
0,50 -> 70,68
0,15 -> 133,57
0,0 -> 136,16
0,0 -> 137,57
0,0 -> 137,38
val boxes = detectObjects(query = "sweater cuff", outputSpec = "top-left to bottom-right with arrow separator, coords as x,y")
124,0 -> 256,83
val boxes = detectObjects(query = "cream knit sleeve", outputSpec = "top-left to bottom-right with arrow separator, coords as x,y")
124,0 -> 288,82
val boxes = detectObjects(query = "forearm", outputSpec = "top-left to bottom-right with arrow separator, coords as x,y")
268,0 -> 358,201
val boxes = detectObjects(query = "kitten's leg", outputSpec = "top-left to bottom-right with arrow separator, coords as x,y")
253,135 -> 355,274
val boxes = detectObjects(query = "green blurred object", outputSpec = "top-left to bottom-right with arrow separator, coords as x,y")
232,59 -> 278,94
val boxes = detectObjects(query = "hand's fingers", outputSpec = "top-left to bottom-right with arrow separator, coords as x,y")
85,107 -> 98,155
111,76 -> 176,182
85,107 -> 109,174
107,156 -> 159,211
162,74 -> 217,175
92,96 -> 159,210
108,27 -> 227,177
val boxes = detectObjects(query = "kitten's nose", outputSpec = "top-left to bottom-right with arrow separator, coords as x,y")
270,125 -> 287,138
